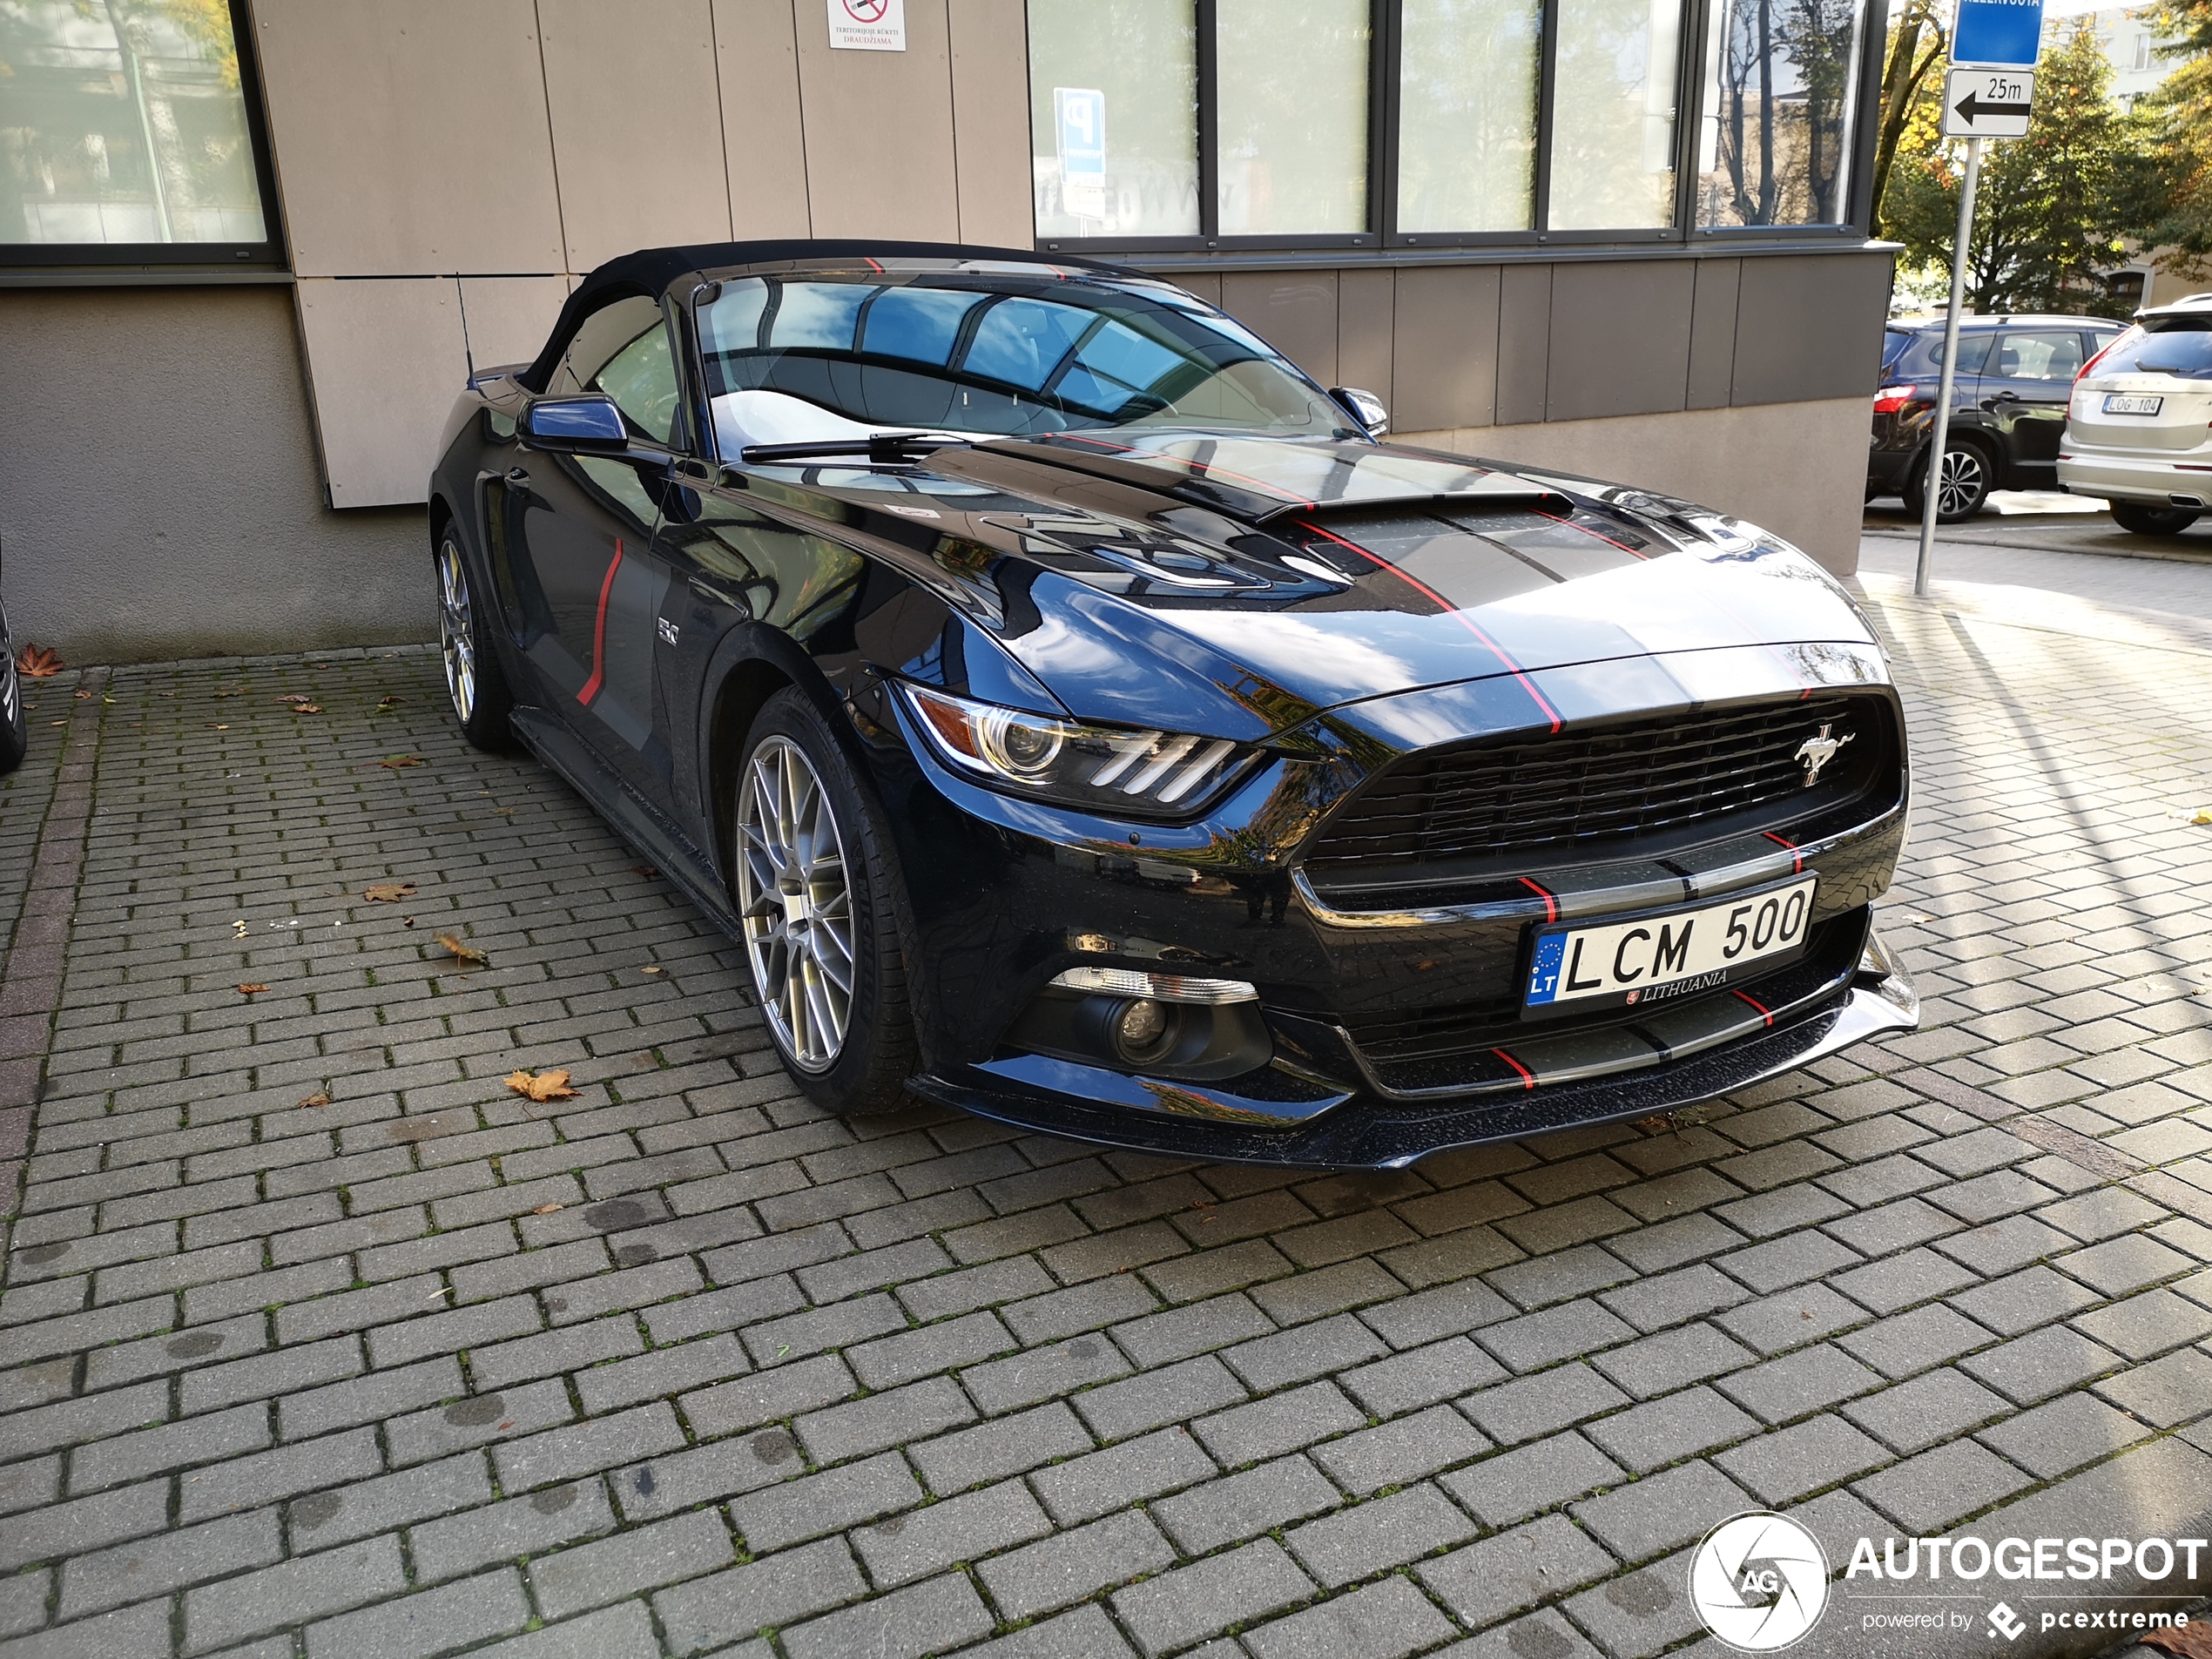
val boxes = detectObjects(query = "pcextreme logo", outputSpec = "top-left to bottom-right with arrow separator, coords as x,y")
1689,1512 -> 1831,1651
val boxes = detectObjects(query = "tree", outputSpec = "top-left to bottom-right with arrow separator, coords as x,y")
1870,0 -> 1948,226
1878,19 -> 2168,316
2138,0 -> 2212,273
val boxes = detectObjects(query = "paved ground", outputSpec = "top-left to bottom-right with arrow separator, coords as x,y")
3,556 -> 2212,1659
1865,496 -> 2212,562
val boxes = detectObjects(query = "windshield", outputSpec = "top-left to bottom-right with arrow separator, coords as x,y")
2097,318 -> 2212,381
694,267 -> 1361,458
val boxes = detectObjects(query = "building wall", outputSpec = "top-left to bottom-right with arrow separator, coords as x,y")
0,287 -> 430,664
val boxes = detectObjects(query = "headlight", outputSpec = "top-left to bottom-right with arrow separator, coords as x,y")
900,685 -> 1257,815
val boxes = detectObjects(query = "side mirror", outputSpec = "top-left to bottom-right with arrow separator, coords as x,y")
523,395 -> 630,451
1330,387 -> 1389,438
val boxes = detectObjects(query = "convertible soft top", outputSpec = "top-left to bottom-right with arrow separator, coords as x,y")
518,239 -> 1123,391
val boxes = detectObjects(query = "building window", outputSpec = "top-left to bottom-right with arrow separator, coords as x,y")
1696,0 -> 1866,227
1027,0 -> 1877,248
0,0 -> 280,266
2132,31 -> 2151,71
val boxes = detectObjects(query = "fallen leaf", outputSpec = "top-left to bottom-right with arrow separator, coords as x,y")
375,696 -> 404,709
237,982 -> 270,995
631,866 -> 660,879
15,644 -> 63,678
435,932 -> 489,967
378,755 -> 426,769
504,1069 -> 578,1103
298,1092 -> 331,1109
531,1203 -> 564,1215
74,691 -> 90,699
403,917 -> 417,928
290,704 -> 324,715
1634,1114 -> 1673,1133
208,724 -> 228,730
363,882 -> 416,903
493,807 -> 515,817
640,966 -> 664,975
2142,1627 -> 2212,1657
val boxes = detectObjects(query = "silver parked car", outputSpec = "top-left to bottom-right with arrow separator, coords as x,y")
2059,292 -> 2212,536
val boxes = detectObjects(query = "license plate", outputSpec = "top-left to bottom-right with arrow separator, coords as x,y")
2103,394 -> 2163,415
1522,877 -> 1817,1018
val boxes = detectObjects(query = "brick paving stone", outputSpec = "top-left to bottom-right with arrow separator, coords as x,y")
850,1478 -> 1051,1587
302,1568 -> 532,1659
780,1572 -> 994,1659
1028,1427 -> 1219,1525
1417,1513 -> 1618,1627
947,1604 -> 1139,1659
1109,1537 -> 1316,1658
183,1534 -> 404,1653
1440,1431 -> 1625,1527
1241,1575 -> 1459,1659
1283,1482 -> 1478,1585
652,1537 -> 866,1655
974,1508 -> 1177,1621
727,1451 -> 921,1550
1152,1455 -> 1340,1554
1842,1368 -> 2011,1456
1574,1460 -> 1754,1559
528,1509 -> 734,1618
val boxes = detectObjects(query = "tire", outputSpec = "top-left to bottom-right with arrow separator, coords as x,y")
732,686 -> 918,1114
434,521 -> 516,752
1902,439 -> 1993,523
0,640 -> 25,779
2111,502 -> 2202,536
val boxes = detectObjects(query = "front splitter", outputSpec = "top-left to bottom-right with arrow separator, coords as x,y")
907,967 -> 1919,1170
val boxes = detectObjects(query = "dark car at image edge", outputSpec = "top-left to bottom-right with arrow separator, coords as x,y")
427,239 -> 1919,1170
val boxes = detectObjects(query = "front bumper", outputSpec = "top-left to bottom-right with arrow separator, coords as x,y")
911,928 -> 1918,1168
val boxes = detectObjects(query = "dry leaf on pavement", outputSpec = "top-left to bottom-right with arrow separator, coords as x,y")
237,983 -> 270,995
378,755 -> 427,769
531,1203 -> 564,1215
435,932 -> 489,967
375,696 -> 404,710
2142,1627 -> 2212,1657
15,644 -> 64,677
641,966 -> 664,975
504,1069 -> 578,1103
298,1092 -> 331,1108
363,882 -> 416,903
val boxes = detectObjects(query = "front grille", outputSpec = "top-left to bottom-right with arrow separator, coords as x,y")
1303,693 -> 1891,887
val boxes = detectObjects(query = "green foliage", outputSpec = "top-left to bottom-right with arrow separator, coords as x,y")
1878,18 -> 2168,317
2138,0 -> 2212,272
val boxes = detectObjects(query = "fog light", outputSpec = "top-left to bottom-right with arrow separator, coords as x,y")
1109,997 -> 1177,1064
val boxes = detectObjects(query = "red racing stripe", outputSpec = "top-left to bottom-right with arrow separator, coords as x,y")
1518,877 -> 1559,922
1762,830 -> 1804,873
1533,509 -> 1650,561
1732,988 -> 1775,1028
577,539 -> 624,706
1491,1048 -> 1536,1090
1299,521 -> 1562,733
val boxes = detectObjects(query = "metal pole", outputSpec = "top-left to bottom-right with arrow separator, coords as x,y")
1914,135 -> 1983,598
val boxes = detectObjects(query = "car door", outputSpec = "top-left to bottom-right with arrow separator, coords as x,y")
509,294 -> 685,804
1982,327 -> 2088,482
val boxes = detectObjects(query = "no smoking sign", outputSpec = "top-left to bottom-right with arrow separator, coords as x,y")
827,0 -> 906,51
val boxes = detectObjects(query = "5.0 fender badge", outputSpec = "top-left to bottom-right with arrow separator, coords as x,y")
1794,723 -> 1853,786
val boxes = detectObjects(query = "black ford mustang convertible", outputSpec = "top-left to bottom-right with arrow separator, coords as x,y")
428,239 -> 1917,1169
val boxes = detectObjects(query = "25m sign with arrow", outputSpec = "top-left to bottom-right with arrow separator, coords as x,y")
1942,67 -> 2035,137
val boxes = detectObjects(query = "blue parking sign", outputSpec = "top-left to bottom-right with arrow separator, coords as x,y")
1054,87 -> 1105,182
1952,0 -> 2043,68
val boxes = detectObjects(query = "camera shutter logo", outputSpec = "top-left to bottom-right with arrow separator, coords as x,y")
1689,1512 -> 1831,1651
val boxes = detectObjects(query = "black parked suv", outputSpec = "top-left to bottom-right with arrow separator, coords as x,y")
1869,314 -> 2128,521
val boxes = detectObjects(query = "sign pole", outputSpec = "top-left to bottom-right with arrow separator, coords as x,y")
1913,134 -> 1984,599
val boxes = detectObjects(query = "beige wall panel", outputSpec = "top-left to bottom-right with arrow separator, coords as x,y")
715,0 -> 812,237
460,277 -> 573,374
1494,264 -> 1550,426
1545,260 -> 1693,423
949,0 -> 1035,246
541,0 -> 732,273
1392,265 -> 1500,432
1171,273 -> 1223,307
1338,267 -> 1393,407
1222,273 -> 1338,386
1402,395 -> 1871,575
795,0 -> 961,237
296,279 -> 470,509
1686,259 -> 1741,411
0,287 -> 429,663
253,0 -> 562,277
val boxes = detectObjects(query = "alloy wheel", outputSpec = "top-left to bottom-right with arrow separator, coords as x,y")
1935,447 -> 1986,518
436,537 -> 476,726
735,735 -> 857,1071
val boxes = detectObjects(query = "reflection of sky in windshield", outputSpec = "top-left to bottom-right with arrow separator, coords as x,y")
696,268 -> 1353,442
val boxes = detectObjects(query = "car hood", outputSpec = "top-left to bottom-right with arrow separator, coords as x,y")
756,432 -> 1880,741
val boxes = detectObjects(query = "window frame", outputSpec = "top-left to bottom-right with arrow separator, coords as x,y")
0,0 -> 287,272
1030,0 -> 1884,257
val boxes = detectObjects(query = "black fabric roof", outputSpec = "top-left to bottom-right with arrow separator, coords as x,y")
516,239 -> 1130,391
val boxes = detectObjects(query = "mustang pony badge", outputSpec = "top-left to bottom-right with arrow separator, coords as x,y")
1794,723 -> 1854,786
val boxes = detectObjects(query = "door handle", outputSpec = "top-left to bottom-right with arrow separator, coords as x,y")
506,467 -> 530,483
1991,391 -> 2020,401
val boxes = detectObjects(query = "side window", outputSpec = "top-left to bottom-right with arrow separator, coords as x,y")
546,294 -> 685,447
1993,330 -> 2085,382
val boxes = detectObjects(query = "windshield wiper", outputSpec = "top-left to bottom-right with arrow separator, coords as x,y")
738,433 -> 970,465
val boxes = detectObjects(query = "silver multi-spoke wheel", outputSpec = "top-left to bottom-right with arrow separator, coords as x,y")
736,735 -> 857,1071
1934,447 -> 1985,518
437,536 -> 477,726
